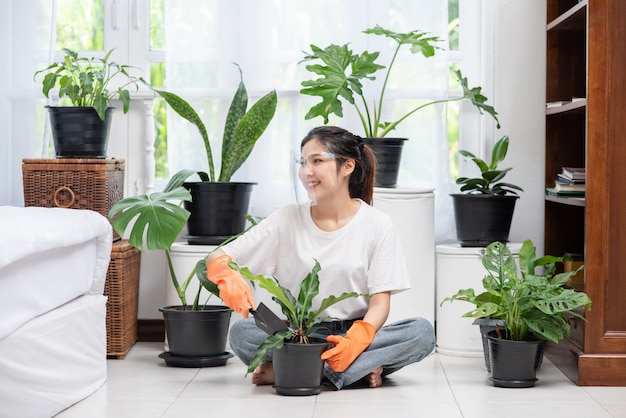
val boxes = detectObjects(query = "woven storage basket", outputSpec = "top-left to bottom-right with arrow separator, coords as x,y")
105,240 -> 141,359
22,158 -> 125,240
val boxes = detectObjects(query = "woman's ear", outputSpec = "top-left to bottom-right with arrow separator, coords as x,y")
342,158 -> 356,177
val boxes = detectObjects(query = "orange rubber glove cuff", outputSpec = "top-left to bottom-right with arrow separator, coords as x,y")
320,320 -> 376,372
207,255 -> 255,318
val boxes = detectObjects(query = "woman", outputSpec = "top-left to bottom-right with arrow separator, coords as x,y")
206,126 -> 435,389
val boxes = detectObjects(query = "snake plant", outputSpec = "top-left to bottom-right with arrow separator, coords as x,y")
154,64 -> 277,183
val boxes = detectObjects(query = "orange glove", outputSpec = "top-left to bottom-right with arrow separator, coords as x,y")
320,320 -> 376,372
207,255 -> 255,318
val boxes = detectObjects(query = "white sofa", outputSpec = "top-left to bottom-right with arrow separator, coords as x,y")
0,206 -> 112,418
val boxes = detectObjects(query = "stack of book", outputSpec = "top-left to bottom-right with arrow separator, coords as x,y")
546,167 -> 586,197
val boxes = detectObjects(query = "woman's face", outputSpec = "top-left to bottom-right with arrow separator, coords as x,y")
298,138 -> 347,202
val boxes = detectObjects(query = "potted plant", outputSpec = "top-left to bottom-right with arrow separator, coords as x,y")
108,172 -> 259,367
440,239 -> 591,387
34,48 -> 144,158
152,64 -> 277,244
300,25 -> 499,187
452,134 -> 524,247
227,260 -> 364,396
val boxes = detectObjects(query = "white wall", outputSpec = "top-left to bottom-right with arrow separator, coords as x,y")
491,0 -> 546,255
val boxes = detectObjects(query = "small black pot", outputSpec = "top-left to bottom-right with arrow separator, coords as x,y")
451,194 -> 519,247
273,339 -> 329,396
486,330 -> 545,388
362,137 -> 407,188
182,181 -> 256,245
159,305 -> 232,359
47,106 -> 113,158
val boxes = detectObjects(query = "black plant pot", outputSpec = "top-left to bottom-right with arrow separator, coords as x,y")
159,305 -> 233,367
273,339 -> 329,396
362,138 -> 407,188
183,181 -> 256,245
486,330 -> 545,388
451,194 -> 519,247
47,106 -> 113,158
472,317 -> 505,372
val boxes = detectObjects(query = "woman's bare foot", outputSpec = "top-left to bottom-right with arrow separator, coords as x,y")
251,361 -> 274,385
366,367 -> 384,388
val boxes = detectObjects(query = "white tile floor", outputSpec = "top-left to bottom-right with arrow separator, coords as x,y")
55,342 -> 626,418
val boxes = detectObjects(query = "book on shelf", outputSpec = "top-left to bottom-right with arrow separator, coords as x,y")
545,97 -> 585,108
556,173 -> 585,184
561,167 -> 586,181
546,187 -> 585,197
554,179 -> 586,192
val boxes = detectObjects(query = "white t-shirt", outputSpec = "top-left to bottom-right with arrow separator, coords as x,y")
222,199 -> 410,319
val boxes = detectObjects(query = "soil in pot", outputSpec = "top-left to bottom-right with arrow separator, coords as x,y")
273,338 -> 328,396
159,305 -> 233,367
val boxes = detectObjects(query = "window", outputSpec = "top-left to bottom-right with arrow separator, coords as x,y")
1,0 -> 490,240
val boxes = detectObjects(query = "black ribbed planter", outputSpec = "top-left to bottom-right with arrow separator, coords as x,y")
486,330 -> 545,388
451,194 -> 519,247
362,138 -> 407,188
159,305 -> 233,367
183,181 -> 256,245
47,106 -> 113,158
273,339 -> 328,396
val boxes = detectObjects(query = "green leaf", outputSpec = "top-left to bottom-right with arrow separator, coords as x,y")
195,259 -> 220,298
300,43 -> 383,124
108,187 -> 191,251
363,25 -> 442,58
220,89 -> 277,181
163,169 -> 198,192
220,65 -> 248,181
490,135 -> 509,169
154,89 -> 215,181
246,331 -> 292,375
296,260 -> 322,323
454,69 -> 500,128
233,265 -> 296,317
317,292 -> 361,315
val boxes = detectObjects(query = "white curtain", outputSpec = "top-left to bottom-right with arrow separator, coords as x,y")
163,0 -> 455,236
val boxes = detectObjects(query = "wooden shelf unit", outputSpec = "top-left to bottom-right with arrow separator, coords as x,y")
544,0 -> 626,386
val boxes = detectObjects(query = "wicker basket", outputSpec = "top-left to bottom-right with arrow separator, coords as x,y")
105,240 -> 141,359
22,158 -> 125,240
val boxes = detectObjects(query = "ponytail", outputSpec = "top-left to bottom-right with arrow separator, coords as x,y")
350,144 -> 376,204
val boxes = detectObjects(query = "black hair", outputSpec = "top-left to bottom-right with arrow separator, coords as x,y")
301,126 -> 377,204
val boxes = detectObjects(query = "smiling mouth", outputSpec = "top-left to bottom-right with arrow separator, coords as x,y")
305,181 -> 320,189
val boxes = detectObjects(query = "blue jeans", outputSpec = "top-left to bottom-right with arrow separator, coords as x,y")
228,317 -> 435,390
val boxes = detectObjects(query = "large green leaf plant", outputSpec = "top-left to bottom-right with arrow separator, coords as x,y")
108,169 -> 260,310
227,260 -> 365,374
440,239 -> 592,342
155,64 -> 277,184
300,25 -> 499,138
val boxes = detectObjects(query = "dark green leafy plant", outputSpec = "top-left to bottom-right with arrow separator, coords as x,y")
228,260 -> 365,374
108,169 -> 260,310
456,135 -> 524,196
34,48 -> 143,120
440,239 -> 592,342
153,64 -> 277,183
300,25 -> 499,138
